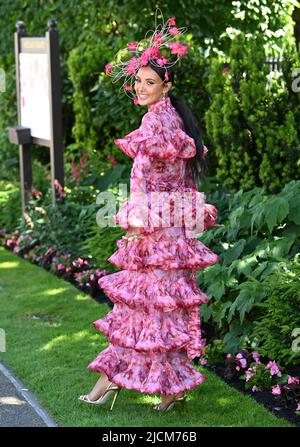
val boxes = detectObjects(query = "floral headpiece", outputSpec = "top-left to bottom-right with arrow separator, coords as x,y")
105,9 -> 189,104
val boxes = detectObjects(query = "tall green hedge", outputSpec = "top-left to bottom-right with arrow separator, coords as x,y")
205,32 -> 300,194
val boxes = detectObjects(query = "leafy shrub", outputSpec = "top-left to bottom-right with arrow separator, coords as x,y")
197,180 -> 300,354
0,181 -> 21,231
8,182 -> 98,259
251,258 -> 300,366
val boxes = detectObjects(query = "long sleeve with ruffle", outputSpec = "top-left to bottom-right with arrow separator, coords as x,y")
114,128 -> 141,159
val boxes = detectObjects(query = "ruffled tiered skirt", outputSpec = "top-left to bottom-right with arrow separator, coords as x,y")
88,226 -> 219,395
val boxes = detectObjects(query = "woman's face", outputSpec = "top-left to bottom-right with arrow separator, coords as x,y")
134,65 -> 171,107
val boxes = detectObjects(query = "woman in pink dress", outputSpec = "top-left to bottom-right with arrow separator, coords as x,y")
79,15 -> 220,412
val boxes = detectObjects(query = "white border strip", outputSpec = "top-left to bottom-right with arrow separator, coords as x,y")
0,362 -> 57,427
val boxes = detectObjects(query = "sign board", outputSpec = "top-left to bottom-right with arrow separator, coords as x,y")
7,20 -> 64,214
19,52 -> 50,140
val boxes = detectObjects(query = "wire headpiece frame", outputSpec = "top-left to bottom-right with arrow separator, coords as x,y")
105,9 -> 189,103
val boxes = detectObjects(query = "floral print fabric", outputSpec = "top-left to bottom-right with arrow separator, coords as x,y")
88,96 -> 219,395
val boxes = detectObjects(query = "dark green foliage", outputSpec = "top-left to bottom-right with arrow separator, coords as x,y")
15,189 -> 98,259
78,224 -> 124,274
0,158 -> 51,231
0,181 -> 21,231
251,259 -> 300,366
205,32 -> 300,193
197,180 -> 300,354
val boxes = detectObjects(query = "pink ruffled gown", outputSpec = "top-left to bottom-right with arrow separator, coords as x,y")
88,96 -> 220,395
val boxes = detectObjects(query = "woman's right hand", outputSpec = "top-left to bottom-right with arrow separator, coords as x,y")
122,227 -> 143,241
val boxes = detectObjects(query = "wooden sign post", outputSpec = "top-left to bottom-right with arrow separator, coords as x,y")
7,19 -> 64,214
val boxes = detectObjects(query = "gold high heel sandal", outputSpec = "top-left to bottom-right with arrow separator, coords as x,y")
109,387 -> 122,411
79,382 -> 121,410
153,393 -> 186,412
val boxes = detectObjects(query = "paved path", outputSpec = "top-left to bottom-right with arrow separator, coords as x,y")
0,362 -> 57,427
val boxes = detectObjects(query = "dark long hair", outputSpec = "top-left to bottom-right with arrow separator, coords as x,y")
147,61 -> 208,188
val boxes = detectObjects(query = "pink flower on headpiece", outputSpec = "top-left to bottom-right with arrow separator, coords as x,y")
156,56 -> 168,66
169,42 -> 189,57
151,47 -> 160,58
123,84 -> 132,91
153,34 -> 163,45
168,17 -> 176,26
127,42 -> 138,51
169,27 -> 179,36
139,47 -> 160,66
133,96 -> 139,105
153,33 -> 163,45
164,70 -> 169,81
139,52 -> 150,66
105,64 -> 112,75
125,57 -> 139,74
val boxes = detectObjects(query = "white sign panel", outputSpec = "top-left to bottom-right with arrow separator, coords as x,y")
19,53 -> 51,140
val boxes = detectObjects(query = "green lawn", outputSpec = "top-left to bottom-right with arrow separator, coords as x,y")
0,246 -> 294,427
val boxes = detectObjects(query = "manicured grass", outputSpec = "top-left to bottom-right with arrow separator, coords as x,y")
0,246 -> 294,427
